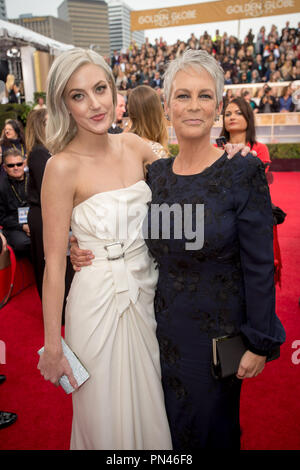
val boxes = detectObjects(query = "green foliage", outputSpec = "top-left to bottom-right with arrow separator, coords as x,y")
267,143 -> 300,159
168,143 -> 300,159
0,103 -> 34,131
168,144 -> 179,157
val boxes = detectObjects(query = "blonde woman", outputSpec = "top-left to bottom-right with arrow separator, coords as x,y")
127,85 -> 169,158
37,48 -> 172,450
5,74 -> 19,103
26,109 -> 74,314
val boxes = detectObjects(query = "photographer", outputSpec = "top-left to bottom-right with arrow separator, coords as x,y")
258,85 -> 279,113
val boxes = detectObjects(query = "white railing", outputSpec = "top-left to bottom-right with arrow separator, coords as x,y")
168,113 -> 300,145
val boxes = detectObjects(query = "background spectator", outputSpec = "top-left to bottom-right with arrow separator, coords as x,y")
0,120 -> 26,178
258,85 -> 279,113
0,148 -> 31,258
108,93 -> 126,134
126,85 -> 168,158
26,109 -> 74,323
279,85 -> 295,112
5,74 -> 19,104
242,90 -> 258,113
34,96 -> 47,110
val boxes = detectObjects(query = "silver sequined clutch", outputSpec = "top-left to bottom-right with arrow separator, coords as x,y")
38,337 -> 90,394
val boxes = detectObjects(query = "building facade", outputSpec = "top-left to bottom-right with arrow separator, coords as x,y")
8,16 -> 73,45
58,0 -> 110,56
0,0 -> 7,20
108,0 -> 144,55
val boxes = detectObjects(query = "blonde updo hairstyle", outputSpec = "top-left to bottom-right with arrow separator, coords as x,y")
46,48 -> 117,154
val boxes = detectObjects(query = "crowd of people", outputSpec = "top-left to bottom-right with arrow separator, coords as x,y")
110,21 -> 300,113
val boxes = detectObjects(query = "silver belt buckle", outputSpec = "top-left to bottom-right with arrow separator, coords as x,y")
104,241 -> 124,261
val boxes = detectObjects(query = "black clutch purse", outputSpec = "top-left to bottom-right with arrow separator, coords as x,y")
271,203 -> 287,225
211,334 -> 280,379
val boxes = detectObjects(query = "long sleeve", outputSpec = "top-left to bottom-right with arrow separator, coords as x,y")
232,155 -> 285,355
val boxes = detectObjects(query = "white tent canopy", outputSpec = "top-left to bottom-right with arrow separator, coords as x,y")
0,19 -> 74,102
0,19 -> 74,53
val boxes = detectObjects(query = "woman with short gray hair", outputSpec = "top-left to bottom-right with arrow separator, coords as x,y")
163,49 -> 225,107
144,49 -> 285,449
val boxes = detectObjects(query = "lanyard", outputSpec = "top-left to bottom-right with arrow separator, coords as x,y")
12,143 -> 25,158
10,173 -> 28,205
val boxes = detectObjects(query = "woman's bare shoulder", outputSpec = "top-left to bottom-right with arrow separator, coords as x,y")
120,131 -> 145,149
45,149 -> 79,176
121,132 -> 161,167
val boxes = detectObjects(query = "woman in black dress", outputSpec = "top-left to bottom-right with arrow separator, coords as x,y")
26,110 -> 73,320
145,49 -> 285,449
26,109 -> 50,300
70,50 -> 285,449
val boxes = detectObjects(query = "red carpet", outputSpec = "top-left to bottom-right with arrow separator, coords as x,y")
0,172 -> 299,450
240,171 -> 300,450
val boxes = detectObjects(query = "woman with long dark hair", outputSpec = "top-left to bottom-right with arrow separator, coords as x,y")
0,120 -> 26,176
26,109 -> 51,300
127,85 -> 169,158
221,96 -> 271,166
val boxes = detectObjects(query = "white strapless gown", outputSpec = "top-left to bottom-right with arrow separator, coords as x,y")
65,181 -> 172,450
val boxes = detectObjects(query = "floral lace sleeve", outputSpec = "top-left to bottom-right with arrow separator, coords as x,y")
149,141 -> 169,159
231,154 -> 285,355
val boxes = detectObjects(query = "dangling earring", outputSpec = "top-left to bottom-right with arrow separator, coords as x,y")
215,114 -> 220,122
165,113 -> 170,121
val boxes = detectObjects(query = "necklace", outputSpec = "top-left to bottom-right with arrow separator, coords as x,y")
12,143 -> 25,158
10,173 -> 28,205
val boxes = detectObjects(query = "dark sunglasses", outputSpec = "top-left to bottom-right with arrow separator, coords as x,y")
6,162 -> 24,168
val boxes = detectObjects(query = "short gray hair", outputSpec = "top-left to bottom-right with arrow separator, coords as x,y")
46,48 -> 117,154
163,49 -> 224,107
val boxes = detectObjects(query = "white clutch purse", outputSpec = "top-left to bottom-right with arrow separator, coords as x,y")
38,337 -> 90,394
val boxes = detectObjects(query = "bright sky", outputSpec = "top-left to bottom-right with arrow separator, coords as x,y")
5,0 -> 300,44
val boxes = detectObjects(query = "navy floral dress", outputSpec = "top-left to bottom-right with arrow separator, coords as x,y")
145,153 -> 285,450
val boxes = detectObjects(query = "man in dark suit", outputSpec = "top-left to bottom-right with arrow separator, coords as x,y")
151,71 -> 163,88
108,93 -> 126,134
0,149 -> 31,258
111,50 -> 120,68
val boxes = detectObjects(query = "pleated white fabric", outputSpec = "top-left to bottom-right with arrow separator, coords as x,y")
65,181 -> 172,450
